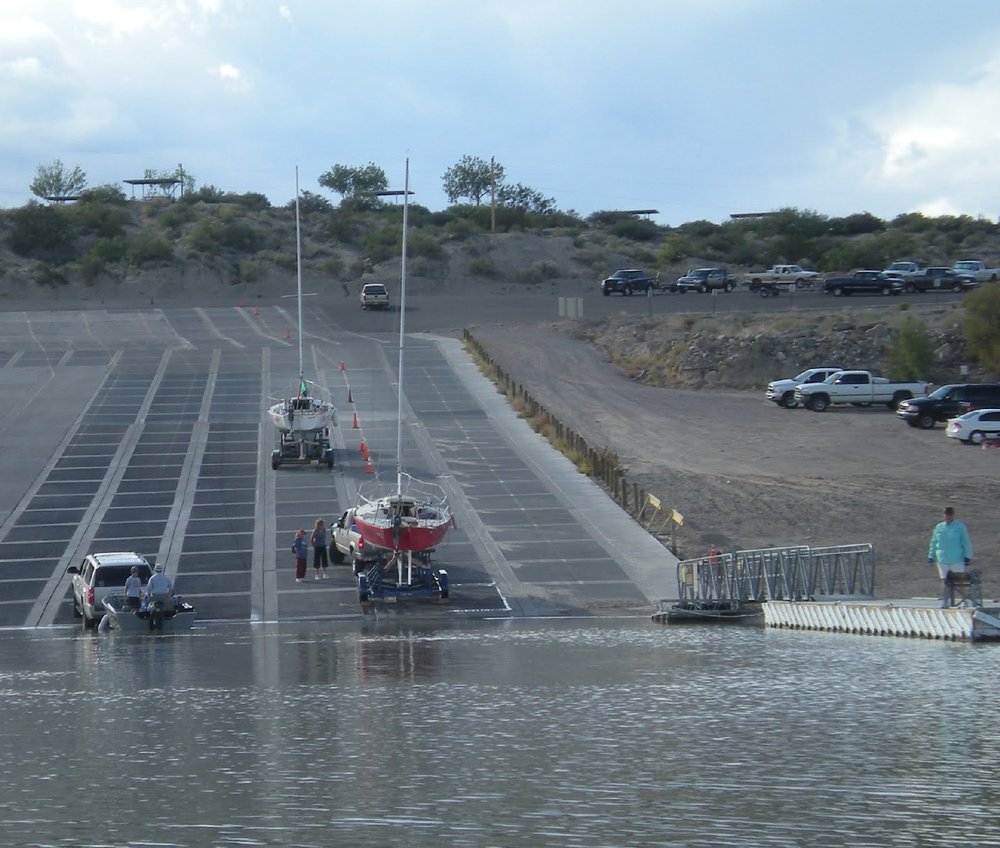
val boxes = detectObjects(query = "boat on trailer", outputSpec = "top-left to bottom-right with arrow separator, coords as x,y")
268,167 -> 336,469
351,160 -> 452,605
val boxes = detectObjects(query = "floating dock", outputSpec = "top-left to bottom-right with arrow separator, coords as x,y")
763,598 -> 1000,641
653,544 -> 1000,641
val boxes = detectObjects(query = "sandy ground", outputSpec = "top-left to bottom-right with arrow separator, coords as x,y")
470,322 -> 1000,601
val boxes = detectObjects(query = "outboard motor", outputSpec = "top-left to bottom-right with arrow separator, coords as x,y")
148,600 -> 166,631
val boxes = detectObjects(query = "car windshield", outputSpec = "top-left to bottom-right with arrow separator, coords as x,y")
927,385 -> 959,399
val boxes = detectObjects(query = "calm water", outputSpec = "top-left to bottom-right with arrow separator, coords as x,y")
1,618 -> 998,847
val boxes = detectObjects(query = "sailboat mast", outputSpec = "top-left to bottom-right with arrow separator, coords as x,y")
295,166 -> 304,384
395,160 -> 409,494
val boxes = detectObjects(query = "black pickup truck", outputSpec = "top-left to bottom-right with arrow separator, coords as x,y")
823,270 -> 905,297
900,267 -> 978,293
601,269 -> 657,296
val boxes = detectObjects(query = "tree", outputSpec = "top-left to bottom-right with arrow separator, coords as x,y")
496,182 -> 555,215
887,315 -> 933,380
442,155 -> 504,206
318,163 -> 387,207
30,159 -> 87,201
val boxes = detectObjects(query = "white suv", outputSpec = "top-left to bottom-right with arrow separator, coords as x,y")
67,552 -> 154,627
360,283 -> 390,310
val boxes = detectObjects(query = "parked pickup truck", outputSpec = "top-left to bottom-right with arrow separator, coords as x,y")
902,267 -> 978,293
952,260 -> 1000,283
745,264 -> 820,291
329,509 -> 383,567
793,371 -> 929,412
896,383 -> 1000,429
823,270 -> 905,297
883,260 -> 923,278
601,268 -> 661,296
674,267 -> 737,293
766,366 -> 845,408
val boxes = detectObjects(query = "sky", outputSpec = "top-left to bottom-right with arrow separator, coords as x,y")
3,0 -> 1000,226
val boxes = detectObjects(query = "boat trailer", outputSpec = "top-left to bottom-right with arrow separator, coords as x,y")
271,427 -> 334,470
358,549 -> 449,607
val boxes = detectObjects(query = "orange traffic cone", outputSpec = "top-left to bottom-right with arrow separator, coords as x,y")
365,457 -> 374,474
339,361 -> 346,371
285,326 -> 291,339
239,298 -> 245,308
254,305 -> 260,317
361,442 -> 369,461
352,412 -> 359,429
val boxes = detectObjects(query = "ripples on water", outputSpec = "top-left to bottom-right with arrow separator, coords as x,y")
0,619 -> 997,847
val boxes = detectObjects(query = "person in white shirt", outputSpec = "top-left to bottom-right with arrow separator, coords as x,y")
145,563 -> 174,607
124,566 -> 143,610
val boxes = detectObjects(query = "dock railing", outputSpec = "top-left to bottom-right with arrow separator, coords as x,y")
676,543 -> 876,604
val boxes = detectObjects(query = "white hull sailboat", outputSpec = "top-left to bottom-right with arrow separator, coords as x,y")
352,160 -> 453,556
268,168 -> 336,469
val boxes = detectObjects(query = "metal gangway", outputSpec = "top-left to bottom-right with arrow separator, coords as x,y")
676,543 -> 876,605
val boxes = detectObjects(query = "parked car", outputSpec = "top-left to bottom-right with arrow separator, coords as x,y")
945,409 -> 1000,444
766,366 -> 845,409
360,283 -> 390,310
901,267 -> 978,293
883,260 -> 923,278
67,551 -> 154,627
674,268 -> 737,293
896,384 -> 1000,429
601,269 -> 656,296
823,271 -> 905,297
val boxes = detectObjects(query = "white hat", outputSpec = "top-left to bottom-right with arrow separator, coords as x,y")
154,563 -> 164,572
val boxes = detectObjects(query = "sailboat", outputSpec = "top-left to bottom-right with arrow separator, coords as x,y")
268,167 -> 337,469
352,160 -> 453,555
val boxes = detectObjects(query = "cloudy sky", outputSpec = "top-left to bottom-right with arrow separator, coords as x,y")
3,0 -> 1000,225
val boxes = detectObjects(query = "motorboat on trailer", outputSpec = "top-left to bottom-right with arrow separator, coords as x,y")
99,595 -> 196,634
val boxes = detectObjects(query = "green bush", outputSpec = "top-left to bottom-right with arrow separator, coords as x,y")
7,203 -> 76,262
407,231 -> 442,260
157,203 -> 197,232
127,234 -> 173,265
469,256 -> 498,277
963,286 -> 1000,372
887,314 -> 933,379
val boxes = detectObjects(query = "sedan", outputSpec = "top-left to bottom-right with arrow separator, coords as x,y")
945,409 -> 1000,444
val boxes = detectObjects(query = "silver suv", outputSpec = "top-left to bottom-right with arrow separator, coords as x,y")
67,552 -> 153,627
360,283 -> 390,310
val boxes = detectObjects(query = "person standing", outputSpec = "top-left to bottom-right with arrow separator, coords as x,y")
124,566 -> 143,610
928,506 -> 973,608
311,518 -> 329,580
291,529 -> 308,582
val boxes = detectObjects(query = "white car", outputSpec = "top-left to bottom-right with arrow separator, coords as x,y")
945,409 -> 1000,444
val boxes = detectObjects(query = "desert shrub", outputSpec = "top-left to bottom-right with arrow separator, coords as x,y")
406,255 -> 434,277
316,256 -> 344,278
185,219 -> 225,254
157,203 -> 197,231
127,234 -> 173,265
35,264 -> 69,286
235,192 -> 270,211
7,203 -> 76,262
181,185 -> 227,204
469,256 -> 498,277
407,230 -> 443,260
78,184 -> 128,205
443,217 -> 482,240
963,285 -> 1000,372
887,314 -> 933,379
611,217 -> 658,241
362,226 -> 398,263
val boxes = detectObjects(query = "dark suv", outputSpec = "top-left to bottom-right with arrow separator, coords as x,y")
896,383 -> 1000,429
601,269 -> 655,296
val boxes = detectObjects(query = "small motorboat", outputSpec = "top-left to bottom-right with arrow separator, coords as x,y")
100,594 -> 196,634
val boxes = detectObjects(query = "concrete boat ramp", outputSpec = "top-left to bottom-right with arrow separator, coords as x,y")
653,543 -> 1000,642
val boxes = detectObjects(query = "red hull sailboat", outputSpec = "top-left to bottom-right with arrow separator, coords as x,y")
352,160 -> 453,556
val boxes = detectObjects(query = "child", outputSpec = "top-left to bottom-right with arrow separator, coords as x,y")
291,529 -> 308,582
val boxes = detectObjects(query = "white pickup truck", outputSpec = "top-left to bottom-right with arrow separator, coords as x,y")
329,509 -> 383,566
793,371 -> 929,412
883,260 -> 922,278
766,366 -> 845,408
951,260 -> 1000,283
745,264 -> 820,291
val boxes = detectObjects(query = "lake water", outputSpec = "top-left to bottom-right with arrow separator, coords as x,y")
1,618 -> 998,847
